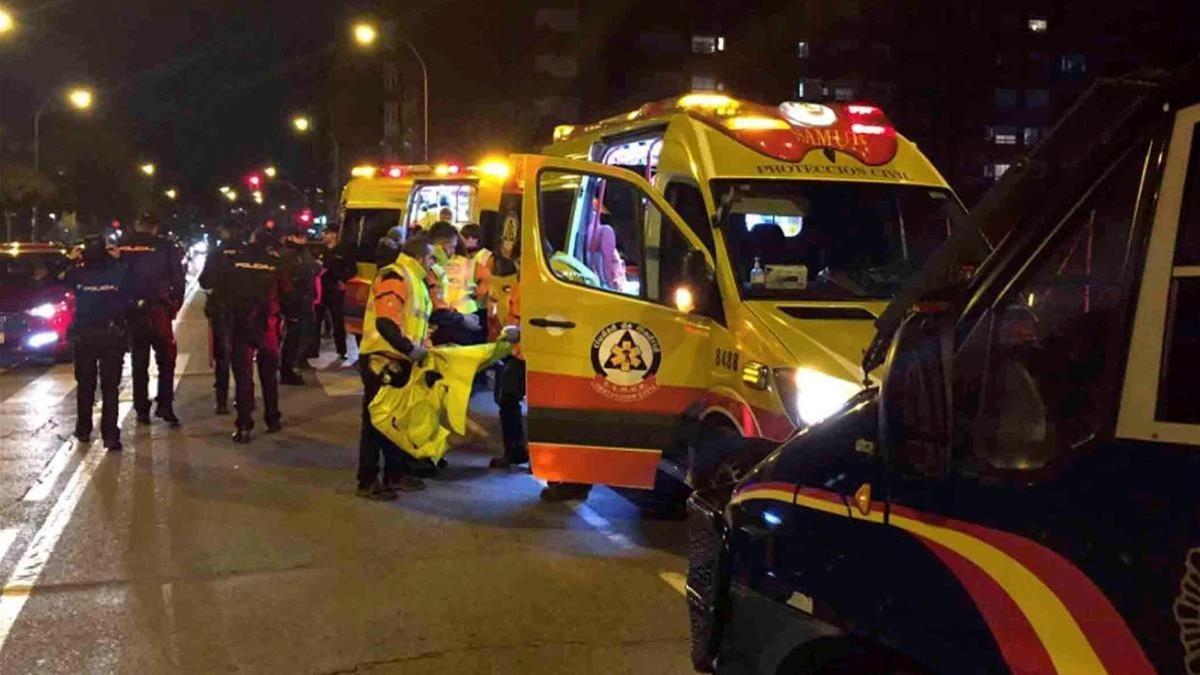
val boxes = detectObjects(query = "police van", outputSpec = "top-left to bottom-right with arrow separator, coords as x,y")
340,161 -> 509,337
519,94 -> 977,491
685,67 -> 1200,673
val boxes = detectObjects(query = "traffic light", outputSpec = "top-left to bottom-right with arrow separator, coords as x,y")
246,174 -> 262,190
298,208 -> 313,226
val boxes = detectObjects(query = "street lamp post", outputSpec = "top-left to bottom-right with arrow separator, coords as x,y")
353,21 -> 429,162
31,87 -> 94,240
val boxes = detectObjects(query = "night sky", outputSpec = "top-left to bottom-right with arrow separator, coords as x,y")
2,0 -> 513,209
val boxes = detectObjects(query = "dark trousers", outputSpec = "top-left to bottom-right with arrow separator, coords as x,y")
496,358 -> 528,463
319,290 -> 347,356
232,320 -> 281,431
129,304 -> 177,414
357,359 -> 410,488
74,328 -> 126,443
210,313 -> 233,406
281,307 -> 315,374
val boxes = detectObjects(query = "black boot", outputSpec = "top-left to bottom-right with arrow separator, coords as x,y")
215,401 -> 230,415
155,403 -> 181,428
280,371 -> 305,386
104,437 -> 123,452
232,429 -> 252,444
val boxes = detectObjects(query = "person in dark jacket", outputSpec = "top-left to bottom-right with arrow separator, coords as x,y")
116,212 -> 185,426
279,229 -> 321,385
316,227 -> 355,360
67,235 -> 132,450
199,223 -> 244,415
210,226 -> 294,443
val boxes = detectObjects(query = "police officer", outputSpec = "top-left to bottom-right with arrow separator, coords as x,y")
67,235 -> 131,451
118,212 -> 185,427
209,226 -> 293,443
279,229 -> 321,385
199,223 -> 244,415
317,227 -> 355,360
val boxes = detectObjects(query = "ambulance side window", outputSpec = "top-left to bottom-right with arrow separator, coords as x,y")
958,141 -> 1149,475
645,199 -> 712,314
664,182 -> 715,254
538,170 -> 652,299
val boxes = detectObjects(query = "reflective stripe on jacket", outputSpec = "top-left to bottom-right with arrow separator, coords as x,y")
359,254 -> 432,361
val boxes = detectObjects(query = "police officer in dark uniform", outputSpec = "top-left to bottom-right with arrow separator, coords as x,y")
67,235 -> 131,451
117,212 -> 185,426
317,227 -> 355,360
279,228 -> 321,385
199,223 -> 244,415
213,226 -> 293,443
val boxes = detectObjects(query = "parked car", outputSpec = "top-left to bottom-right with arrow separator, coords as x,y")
0,243 -> 75,362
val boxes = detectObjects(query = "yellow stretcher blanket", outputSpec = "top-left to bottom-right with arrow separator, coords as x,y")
369,342 -> 512,461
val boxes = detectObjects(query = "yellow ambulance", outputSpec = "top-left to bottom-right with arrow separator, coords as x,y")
502,93 -> 980,491
341,161 -> 511,337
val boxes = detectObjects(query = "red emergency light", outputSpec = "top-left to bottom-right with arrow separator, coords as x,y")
386,166 -> 404,178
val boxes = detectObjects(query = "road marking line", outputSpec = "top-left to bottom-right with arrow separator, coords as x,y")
5,364 -> 75,406
659,570 -> 687,596
568,501 -> 636,550
0,291 -> 199,652
0,530 -> 17,564
21,439 -> 77,503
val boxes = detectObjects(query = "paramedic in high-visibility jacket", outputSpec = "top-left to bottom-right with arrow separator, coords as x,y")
356,233 -> 437,500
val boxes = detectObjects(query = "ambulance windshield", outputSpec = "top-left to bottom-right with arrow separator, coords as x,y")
715,179 -> 971,301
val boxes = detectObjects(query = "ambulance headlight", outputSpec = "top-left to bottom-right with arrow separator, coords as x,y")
774,367 -> 861,427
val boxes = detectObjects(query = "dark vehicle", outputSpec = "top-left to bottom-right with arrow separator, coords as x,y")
687,66 -> 1200,674
0,243 -> 75,361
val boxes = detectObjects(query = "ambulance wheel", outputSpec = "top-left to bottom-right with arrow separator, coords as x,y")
690,418 -> 751,490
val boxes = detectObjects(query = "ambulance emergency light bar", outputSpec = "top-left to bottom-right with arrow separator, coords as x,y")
553,94 -> 898,166
350,159 -> 511,181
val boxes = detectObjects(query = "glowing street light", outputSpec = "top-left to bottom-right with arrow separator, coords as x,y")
67,88 -> 93,111
164,188 -> 178,200
0,8 -> 15,36
264,165 -> 277,179
223,190 -> 237,203
218,185 -> 232,194
291,115 -> 311,133
352,21 -> 378,47
139,163 -> 156,177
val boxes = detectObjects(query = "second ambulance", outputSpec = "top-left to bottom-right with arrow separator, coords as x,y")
507,93 -> 982,493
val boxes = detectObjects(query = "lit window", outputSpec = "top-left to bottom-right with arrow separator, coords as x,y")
1026,89 -> 1049,108
1028,17 -> 1048,32
991,126 -> 1018,145
1023,127 -> 1042,146
993,163 -> 1011,178
1059,53 -> 1087,74
691,74 -> 719,91
797,41 -> 810,58
833,86 -> 855,101
692,35 -> 723,54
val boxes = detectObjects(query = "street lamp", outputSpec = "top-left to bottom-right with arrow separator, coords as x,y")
31,86 -> 96,238
350,21 -> 429,162
264,165 -> 277,179
352,21 -> 378,47
291,115 -> 311,133
164,188 -> 178,201
140,163 -> 156,177
223,190 -> 237,203
0,7 -> 15,36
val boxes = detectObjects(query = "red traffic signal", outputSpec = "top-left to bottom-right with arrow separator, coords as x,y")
298,208 -> 313,225
246,174 -> 262,189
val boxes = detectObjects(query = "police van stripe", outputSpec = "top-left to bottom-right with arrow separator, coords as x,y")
731,483 -> 1152,674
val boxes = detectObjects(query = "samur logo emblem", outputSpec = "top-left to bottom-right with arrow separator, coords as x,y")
590,321 -> 661,403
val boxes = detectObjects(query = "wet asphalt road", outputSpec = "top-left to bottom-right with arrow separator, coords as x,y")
0,263 -> 694,674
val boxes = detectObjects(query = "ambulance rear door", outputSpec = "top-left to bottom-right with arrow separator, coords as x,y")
516,154 -> 721,489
